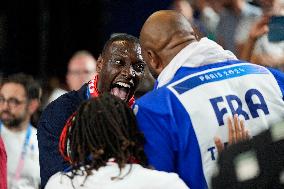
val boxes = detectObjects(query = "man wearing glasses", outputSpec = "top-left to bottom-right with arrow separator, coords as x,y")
0,73 -> 41,189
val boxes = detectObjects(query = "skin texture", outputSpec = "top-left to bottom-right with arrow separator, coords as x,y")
97,40 -> 145,102
214,115 -> 250,154
139,10 -> 197,79
0,83 -> 33,131
66,52 -> 97,91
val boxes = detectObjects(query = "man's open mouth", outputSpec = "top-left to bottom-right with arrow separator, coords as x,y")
110,81 -> 133,101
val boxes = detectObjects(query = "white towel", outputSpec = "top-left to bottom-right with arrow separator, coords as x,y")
157,37 -> 237,88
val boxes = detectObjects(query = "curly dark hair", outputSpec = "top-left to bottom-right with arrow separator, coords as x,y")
63,93 -> 147,182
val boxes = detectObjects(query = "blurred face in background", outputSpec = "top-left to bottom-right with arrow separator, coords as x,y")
66,53 -> 97,91
173,0 -> 193,22
0,83 -> 29,128
259,0 -> 275,9
259,0 -> 284,15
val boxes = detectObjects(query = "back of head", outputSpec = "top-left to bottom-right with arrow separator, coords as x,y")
65,93 -> 147,178
140,10 -> 195,52
139,10 -> 197,75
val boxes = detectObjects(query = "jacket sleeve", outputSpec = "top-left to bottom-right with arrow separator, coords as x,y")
268,67 -> 284,100
133,90 -> 180,173
37,85 -> 87,188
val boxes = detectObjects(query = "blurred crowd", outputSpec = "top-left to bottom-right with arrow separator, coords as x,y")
0,0 -> 284,189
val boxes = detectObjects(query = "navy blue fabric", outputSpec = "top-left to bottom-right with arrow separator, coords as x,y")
37,84 -> 88,188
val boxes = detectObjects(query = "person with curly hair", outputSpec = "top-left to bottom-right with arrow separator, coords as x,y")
45,94 -> 188,189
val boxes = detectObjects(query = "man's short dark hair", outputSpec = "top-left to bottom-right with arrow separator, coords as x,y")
2,73 -> 42,100
102,33 -> 140,56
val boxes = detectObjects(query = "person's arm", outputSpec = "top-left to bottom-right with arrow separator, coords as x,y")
134,90 -> 206,188
251,54 -> 284,68
135,103 -> 177,172
267,68 -> 284,100
37,87 -> 86,188
239,16 -> 269,61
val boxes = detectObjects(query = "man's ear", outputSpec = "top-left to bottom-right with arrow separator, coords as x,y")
147,50 -> 163,74
192,26 -> 201,41
28,99 -> 40,115
96,55 -> 103,73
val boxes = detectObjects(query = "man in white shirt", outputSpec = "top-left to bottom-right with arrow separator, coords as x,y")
0,73 -> 41,189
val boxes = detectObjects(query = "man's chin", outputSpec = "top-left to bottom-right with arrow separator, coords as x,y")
1,119 -> 21,128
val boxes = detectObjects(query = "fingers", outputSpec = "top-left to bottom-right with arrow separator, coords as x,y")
228,116 -> 234,144
228,114 -> 249,145
240,119 -> 250,140
240,119 -> 245,139
245,130 -> 250,139
214,136 -> 224,155
215,115 -> 250,155
234,114 -> 241,142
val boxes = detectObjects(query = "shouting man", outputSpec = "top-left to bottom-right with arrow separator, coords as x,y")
37,34 -> 146,188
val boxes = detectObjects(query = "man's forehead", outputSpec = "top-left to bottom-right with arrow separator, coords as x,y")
106,40 -> 142,60
108,40 -> 139,52
1,83 -> 26,98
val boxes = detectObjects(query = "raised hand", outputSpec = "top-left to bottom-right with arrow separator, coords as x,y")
214,114 -> 250,154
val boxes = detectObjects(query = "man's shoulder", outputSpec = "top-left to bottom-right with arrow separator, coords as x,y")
42,91 -> 79,114
40,84 -> 88,122
136,86 -> 173,105
136,61 -> 245,104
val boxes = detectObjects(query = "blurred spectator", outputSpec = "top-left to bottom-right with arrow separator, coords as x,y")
0,137 -> 7,189
66,50 -> 97,91
240,0 -> 284,71
44,77 -> 68,106
216,0 -> 262,56
212,120 -> 284,189
46,50 -> 97,104
199,0 -> 223,40
0,73 -> 41,189
46,94 -> 188,189
172,0 -> 208,38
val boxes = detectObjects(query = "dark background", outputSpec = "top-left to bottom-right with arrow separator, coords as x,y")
0,0 -> 173,85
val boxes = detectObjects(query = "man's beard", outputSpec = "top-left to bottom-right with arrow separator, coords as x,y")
0,111 -> 26,128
